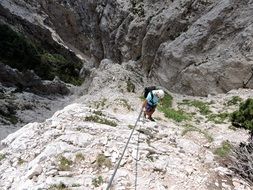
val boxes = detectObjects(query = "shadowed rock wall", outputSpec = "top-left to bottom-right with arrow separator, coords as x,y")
1,0 -> 253,96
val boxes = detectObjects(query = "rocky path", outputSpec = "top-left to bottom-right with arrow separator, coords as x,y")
0,87 -> 252,190
0,62 -> 253,190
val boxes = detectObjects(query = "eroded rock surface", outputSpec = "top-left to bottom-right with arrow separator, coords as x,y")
1,0 -> 253,95
0,61 -> 252,190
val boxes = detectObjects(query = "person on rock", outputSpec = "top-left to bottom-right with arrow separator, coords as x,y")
142,89 -> 165,121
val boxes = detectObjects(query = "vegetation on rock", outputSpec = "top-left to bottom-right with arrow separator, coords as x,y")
126,78 -> 135,93
231,98 -> 253,132
182,124 -> 213,142
207,112 -> 230,124
0,24 -> 83,85
226,96 -> 243,106
214,141 -> 232,158
130,0 -> 145,17
95,154 -> 112,168
0,154 -> 5,161
58,156 -> 73,171
92,175 -> 103,187
180,99 -> 211,115
85,115 -> 117,127
159,94 -> 190,122
75,153 -> 85,162
49,182 -> 69,190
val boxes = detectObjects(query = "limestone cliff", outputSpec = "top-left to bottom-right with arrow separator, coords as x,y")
1,0 -> 253,95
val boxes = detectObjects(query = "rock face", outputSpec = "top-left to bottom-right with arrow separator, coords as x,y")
0,62 -> 74,140
0,61 -> 252,189
151,0 -> 253,96
0,63 -> 70,95
1,0 -> 253,95
0,83 -> 74,141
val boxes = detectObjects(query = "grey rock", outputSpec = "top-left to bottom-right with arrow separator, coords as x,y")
1,0 -> 253,95
0,63 -> 70,95
26,164 -> 43,179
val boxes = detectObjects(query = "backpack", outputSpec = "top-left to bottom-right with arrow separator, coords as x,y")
144,86 -> 156,99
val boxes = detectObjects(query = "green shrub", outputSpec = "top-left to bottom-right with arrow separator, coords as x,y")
71,184 -> 81,187
0,24 -> 40,70
5,115 -> 18,125
231,98 -> 253,131
93,110 -> 104,116
228,125 -> 237,131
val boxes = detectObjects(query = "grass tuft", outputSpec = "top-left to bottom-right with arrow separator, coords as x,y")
182,124 -> 213,142
96,154 -> 112,168
92,176 -> 103,187
0,153 -> 5,161
117,98 -> 133,111
158,93 -> 190,122
17,157 -> 25,165
126,78 -> 135,93
94,98 -> 107,109
214,141 -> 232,158
128,124 -> 134,129
159,93 -> 173,108
75,153 -> 85,162
159,107 -> 191,122
207,112 -> 230,124
226,96 -> 243,106
85,115 -> 117,127
58,156 -> 73,171
180,99 -> 211,115
49,182 -> 69,190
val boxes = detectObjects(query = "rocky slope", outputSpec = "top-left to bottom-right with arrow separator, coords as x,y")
0,61 -> 79,141
0,83 -> 75,141
1,0 -> 253,95
0,0 -> 253,189
0,61 -> 252,190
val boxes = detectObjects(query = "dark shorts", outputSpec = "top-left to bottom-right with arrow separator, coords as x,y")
145,103 -> 156,112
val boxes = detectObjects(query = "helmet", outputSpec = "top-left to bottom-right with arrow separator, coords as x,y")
155,89 -> 165,99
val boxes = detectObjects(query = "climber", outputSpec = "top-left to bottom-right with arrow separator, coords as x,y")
142,89 -> 165,121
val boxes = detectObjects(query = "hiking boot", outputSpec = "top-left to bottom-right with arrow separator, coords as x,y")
148,117 -> 155,122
